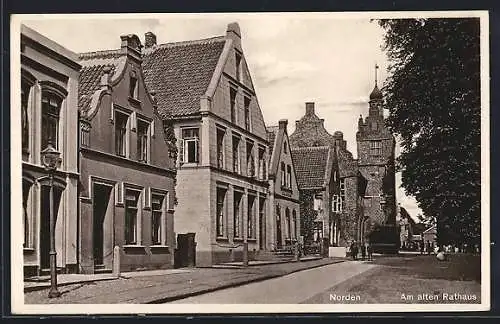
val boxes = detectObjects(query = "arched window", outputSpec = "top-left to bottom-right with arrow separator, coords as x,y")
39,81 -> 67,151
280,162 -> 286,187
21,69 -> 36,160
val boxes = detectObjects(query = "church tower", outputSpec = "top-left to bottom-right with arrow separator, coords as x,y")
356,65 -> 398,253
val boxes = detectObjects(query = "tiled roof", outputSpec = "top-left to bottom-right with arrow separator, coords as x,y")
291,146 -> 330,189
78,49 -> 124,113
142,36 -> 226,119
266,126 -> 279,157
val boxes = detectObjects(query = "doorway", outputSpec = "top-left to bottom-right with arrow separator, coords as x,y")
40,186 -> 62,270
92,184 -> 112,268
174,233 -> 196,268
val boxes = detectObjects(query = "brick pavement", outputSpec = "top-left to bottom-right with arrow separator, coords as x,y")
24,258 -> 344,304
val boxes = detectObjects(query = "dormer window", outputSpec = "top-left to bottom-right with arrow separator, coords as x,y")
235,51 -> 242,82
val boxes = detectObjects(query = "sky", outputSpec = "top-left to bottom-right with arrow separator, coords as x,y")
21,13 -> 423,220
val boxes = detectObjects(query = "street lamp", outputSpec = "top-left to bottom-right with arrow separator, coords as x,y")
41,141 -> 62,298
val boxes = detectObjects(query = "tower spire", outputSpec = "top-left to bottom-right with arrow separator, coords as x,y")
375,62 -> 379,86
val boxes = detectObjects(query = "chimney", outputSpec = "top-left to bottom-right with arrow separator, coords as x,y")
226,22 -> 242,51
120,34 -> 142,60
305,102 -> 315,115
144,32 -> 157,48
278,119 -> 288,131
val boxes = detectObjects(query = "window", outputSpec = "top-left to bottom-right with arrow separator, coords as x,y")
23,181 -> 31,248
216,188 -> 227,237
244,96 -> 250,130
332,195 -> 342,213
115,111 -> 128,157
285,208 -> 291,239
364,197 -> 372,208
371,121 -> 378,131
258,147 -> 266,180
129,76 -> 138,99
217,128 -> 225,169
283,142 -> 287,154
286,165 -> 292,188
181,128 -> 199,164
41,94 -> 61,150
235,51 -> 242,82
248,195 -> 255,239
340,179 -> 346,209
247,141 -> 255,177
80,122 -> 90,148
230,88 -> 237,123
292,210 -> 297,240
125,190 -> 140,245
233,192 -> 242,238
232,136 -> 240,173
280,162 -> 286,187
370,140 -> 382,156
151,194 -> 164,245
21,82 -> 31,155
137,119 -> 149,162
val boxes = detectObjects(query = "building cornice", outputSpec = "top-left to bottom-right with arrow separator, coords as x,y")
81,147 -> 177,176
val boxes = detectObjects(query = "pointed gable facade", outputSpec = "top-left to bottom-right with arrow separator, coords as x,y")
289,102 -> 367,255
78,34 -> 177,274
142,23 -> 270,266
267,120 -> 300,250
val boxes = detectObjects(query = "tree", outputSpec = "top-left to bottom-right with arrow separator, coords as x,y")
378,18 -> 481,247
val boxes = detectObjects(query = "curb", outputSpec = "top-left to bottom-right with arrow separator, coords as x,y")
146,259 -> 345,304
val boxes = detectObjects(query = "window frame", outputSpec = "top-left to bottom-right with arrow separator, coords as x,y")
41,93 -> 62,151
114,110 -> 130,158
151,193 -> 166,246
230,87 -> 237,124
244,96 -> 251,131
370,140 -> 382,156
235,51 -> 242,82
216,187 -> 227,238
232,135 -> 241,174
246,140 -> 255,178
181,127 -> 200,164
247,195 -> 256,239
233,191 -> 243,239
216,127 -> 226,169
124,188 -> 142,245
136,118 -> 150,163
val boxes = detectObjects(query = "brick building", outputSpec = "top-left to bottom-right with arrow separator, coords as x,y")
290,145 -> 338,256
21,25 -> 81,275
78,34 -> 177,273
357,81 -> 398,253
142,23 -> 270,266
267,119 -> 300,251
289,102 -> 366,253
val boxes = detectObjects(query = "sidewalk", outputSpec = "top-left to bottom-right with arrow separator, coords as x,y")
24,257 -> 345,304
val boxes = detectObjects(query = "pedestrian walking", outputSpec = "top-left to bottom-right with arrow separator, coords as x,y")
367,243 -> 373,261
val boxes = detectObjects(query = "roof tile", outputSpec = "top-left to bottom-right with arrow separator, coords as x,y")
291,146 -> 330,189
142,37 -> 226,119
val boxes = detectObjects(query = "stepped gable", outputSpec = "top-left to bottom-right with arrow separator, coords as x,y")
78,49 -> 124,113
142,36 -> 226,119
291,146 -> 331,189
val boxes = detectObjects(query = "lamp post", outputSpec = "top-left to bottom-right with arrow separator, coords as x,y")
41,142 -> 62,298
